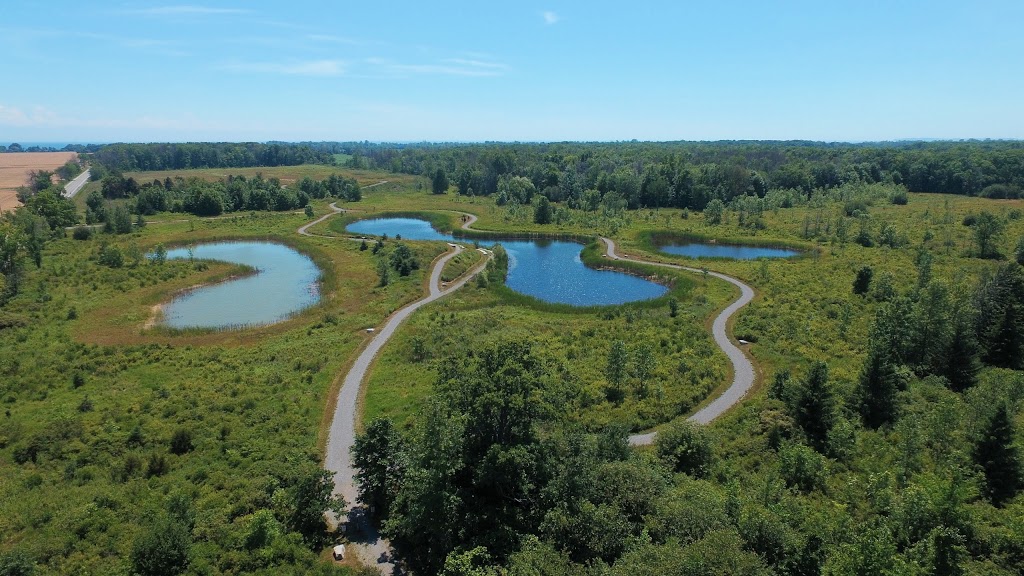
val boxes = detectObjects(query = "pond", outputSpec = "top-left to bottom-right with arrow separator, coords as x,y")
160,242 -> 320,329
346,218 -> 668,306
657,241 -> 798,259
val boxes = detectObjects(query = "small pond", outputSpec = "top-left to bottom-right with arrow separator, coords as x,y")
160,242 -> 320,329
346,218 -> 668,306
347,217 -> 451,242
657,241 -> 798,259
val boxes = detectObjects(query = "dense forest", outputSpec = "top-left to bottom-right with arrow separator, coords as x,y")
354,140 -> 1024,207
86,172 -> 361,220
88,140 -> 1024,210
90,143 -> 334,172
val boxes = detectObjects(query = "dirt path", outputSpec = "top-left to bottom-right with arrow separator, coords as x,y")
315,205 -> 489,573
298,202 -> 344,236
361,180 -> 389,190
600,238 -> 756,445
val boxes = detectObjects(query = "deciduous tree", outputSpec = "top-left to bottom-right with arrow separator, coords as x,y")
352,417 -> 406,519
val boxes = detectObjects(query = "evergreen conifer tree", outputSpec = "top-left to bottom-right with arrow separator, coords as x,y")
972,404 -> 1022,506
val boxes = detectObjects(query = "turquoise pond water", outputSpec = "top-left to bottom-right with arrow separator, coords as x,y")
657,241 -> 798,259
347,218 -> 668,306
161,242 -> 320,329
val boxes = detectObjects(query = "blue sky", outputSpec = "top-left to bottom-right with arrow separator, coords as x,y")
1,1 -> 1022,143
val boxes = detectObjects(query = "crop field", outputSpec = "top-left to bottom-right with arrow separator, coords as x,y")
0,151 -> 77,211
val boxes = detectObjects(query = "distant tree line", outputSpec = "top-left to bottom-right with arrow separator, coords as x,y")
87,172 -> 360,221
2,143 -> 104,153
324,140 -> 1024,209
90,142 -> 333,172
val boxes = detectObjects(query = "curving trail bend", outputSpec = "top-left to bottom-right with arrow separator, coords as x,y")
310,204 -> 752,569
312,202 -> 489,572
298,202 -> 344,237
600,238 -> 756,445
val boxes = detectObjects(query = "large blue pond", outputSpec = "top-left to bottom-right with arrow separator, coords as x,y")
657,241 -> 798,259
347,218 -> 667,306
161,242 -> 320,329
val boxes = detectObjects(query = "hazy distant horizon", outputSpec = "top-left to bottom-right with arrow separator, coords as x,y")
2,137 -> 1022,150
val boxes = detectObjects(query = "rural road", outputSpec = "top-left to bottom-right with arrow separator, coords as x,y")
62,168 -> 91,199
316,207 -> 489,573
600,238 -> 756,445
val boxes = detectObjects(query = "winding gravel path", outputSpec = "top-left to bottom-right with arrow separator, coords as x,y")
600,238 -> 756,445
298,202 -> 344,237
313,203 -> 489,573
312,204 -> 753,570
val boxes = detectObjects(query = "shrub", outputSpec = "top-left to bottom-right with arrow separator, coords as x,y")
146,453 -> 168,477
72,226 -> 93,240
170,429 -> 194,455
655,420 -> 713,477
778,442 -> 828,493
98,243 -> 124,268
0,549 -> 36,576
130,516 -> 191,576
980,184 -> 1022,199
855,227 -> 874,247
853,266 -> 873,295
843,199 -> 871,216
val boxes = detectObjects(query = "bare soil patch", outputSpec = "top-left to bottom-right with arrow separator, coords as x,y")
0,151 -> 78,211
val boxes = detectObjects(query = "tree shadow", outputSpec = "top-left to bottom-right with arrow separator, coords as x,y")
338,505 -> 403,575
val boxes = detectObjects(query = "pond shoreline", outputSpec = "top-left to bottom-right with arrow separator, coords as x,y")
158,242 -> 320,330
345,216 -> 668,306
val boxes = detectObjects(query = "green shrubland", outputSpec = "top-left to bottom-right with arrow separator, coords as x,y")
1,156 -> 1023,575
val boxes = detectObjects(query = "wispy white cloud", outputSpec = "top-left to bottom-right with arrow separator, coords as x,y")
221,59 -> 346,76
307,34 -> 360,45
0,104 -> 37,126
445,58 -> 507,71
128,5 -> 251,16
0,102 -> 214,132
542,11 -> 560,25
367,57 -> 507,77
